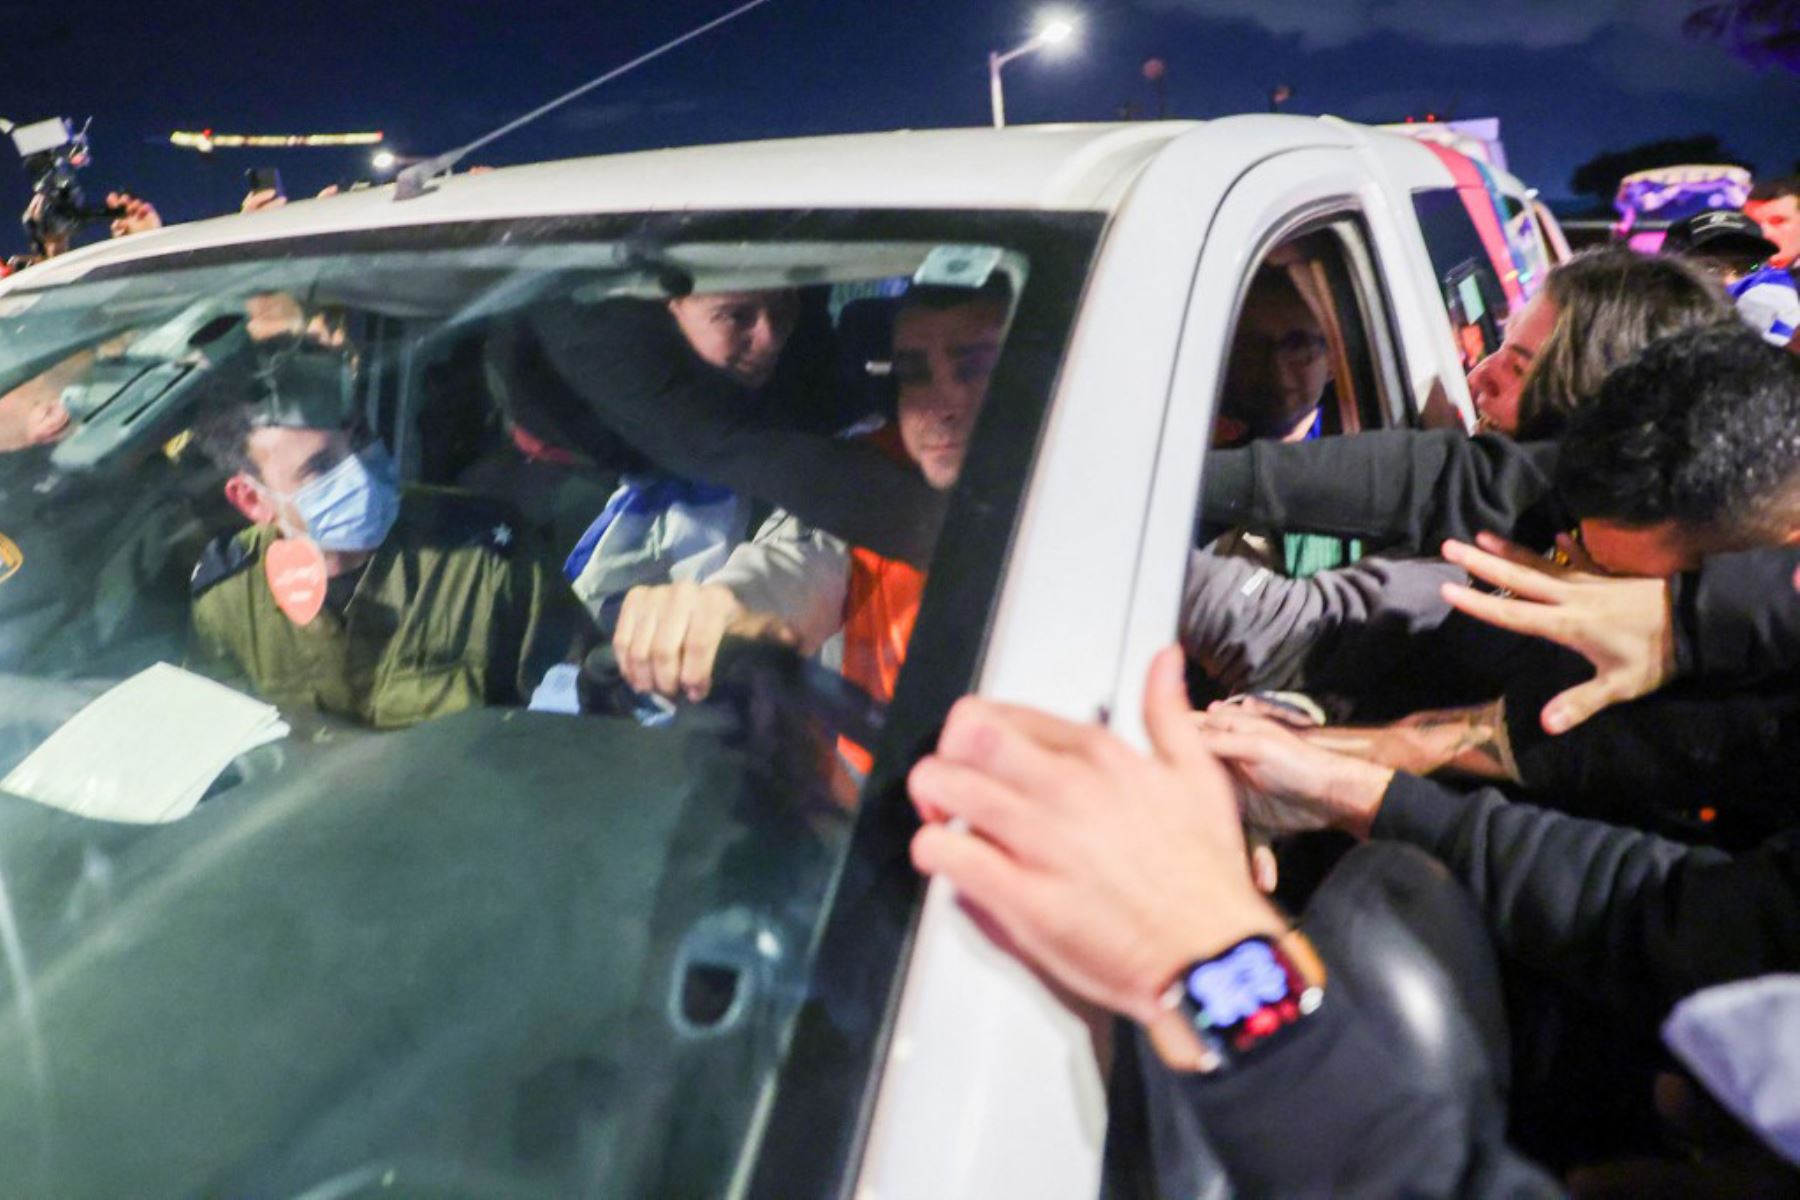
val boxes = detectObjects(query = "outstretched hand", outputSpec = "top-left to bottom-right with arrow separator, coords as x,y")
907,646 -> 1283,1027
1440,533 -> 1675,735
107,192 -> 162,238
1195,707 -> 1395,837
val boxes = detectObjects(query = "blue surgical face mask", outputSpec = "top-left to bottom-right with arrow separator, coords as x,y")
283,441 -> 400,552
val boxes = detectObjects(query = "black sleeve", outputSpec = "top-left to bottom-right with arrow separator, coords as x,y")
1371,773 -> 1800,1022
1199,430 -> 1564,556
1500,676 -> 1800,849
529,299 -> 943,566
1147,981 -> 1559,1197
1672,546 -> 1800,682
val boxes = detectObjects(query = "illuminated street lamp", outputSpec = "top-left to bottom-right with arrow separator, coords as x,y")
371,149 -> 399,172
989,10 -> 1080,128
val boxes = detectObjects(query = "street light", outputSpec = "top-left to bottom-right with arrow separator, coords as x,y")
989,10 -> 1081,128
370,149 -> 399,172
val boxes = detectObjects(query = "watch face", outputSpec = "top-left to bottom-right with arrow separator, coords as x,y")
1186,939 -> 1293,1028
1183,937 -> 1320,1061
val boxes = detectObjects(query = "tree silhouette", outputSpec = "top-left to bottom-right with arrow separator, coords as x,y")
1569,134 -> 1756,203
1683,0 -> 1800,70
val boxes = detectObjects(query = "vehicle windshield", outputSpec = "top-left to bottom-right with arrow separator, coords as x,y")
0,210 -> 1094,1196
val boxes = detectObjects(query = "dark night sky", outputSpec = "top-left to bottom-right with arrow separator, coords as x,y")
2,0 -> 1795,255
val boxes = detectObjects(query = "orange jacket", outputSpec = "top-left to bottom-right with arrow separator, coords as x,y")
840,427 -> 927,771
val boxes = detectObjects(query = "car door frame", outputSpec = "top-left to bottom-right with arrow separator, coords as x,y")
845,125 -> 1426,1200
1106,145 -> 1453,740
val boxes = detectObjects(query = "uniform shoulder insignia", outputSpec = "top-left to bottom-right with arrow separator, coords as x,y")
411,487 -> 524,557
190,531 -> 259,596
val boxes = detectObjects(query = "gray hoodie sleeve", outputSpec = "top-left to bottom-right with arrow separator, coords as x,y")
707,509 -> 850,655
1181,547 -> 1467,697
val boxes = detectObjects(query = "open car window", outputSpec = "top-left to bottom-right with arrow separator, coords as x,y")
0,210 -> 1099,1197
1184,219 -> 1406,703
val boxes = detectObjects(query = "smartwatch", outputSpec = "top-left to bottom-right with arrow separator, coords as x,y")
1160,931 -> 1326,1075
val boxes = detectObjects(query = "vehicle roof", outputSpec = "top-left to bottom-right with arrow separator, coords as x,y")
13,117 -> 1432,289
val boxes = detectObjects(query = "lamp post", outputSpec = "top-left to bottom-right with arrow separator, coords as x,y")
989,13 -> 1078,128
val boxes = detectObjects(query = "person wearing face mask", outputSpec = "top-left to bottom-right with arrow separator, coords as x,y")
186,338 -> 593,729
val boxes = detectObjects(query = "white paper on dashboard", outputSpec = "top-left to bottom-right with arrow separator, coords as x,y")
0,662 -> 288,824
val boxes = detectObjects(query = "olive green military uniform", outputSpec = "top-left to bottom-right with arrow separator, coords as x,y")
189,487 -> 592,729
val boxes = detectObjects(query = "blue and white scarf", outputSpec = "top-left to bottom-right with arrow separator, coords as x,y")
564,473 -> 748,632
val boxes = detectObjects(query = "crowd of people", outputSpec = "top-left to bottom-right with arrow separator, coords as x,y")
6,155 -> 1800,1194
908,185 -> 1800,1194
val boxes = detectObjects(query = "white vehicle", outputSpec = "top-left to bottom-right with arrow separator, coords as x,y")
0,117 -> 1519,1198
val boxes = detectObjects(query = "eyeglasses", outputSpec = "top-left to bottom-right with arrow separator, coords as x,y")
1240,329 -> 1328,364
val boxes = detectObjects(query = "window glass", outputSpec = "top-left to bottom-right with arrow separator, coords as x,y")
0,211 -> 1095,1196
1412,188 -> 1512,370
1197,228 -> 1386,601
1180,219 -> 1413,726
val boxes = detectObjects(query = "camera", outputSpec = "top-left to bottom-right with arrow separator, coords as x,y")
7,116 -> 123,253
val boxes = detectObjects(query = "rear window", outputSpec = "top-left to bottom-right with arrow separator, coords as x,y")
1412,188 -> 1511,370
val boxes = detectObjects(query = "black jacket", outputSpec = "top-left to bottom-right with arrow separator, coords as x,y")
1200,429 -> 1567,556
1151,996 -> 1560,1198
1501,668 -> 1800,849
1133,841 -> 1561,1198
1200,430 -> 1800,684
1675,545 -> 1800,681
528,298 -> 944,566
1372,773 -> 1800,1024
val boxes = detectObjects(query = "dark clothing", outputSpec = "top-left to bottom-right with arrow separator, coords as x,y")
1199,429 -> 1566,557
1193,431 -> 1800,839
0,445 -> 214,679
1372,772 -> 1800,1025
1502,670 -> 1800,849
1674,545 -> 1800,681
527,298 -> 944,567
1152,993 -> 1559,1198
1140,842 -> 1559,1198
455,433 -> 619,563
1198,431 -> 1800,685
190,488 -> 593,729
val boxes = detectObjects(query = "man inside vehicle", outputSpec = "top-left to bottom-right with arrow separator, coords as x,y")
1211,268 -> 1333,450
187,336 -> 593,729
530,275 -> 946,571
606,277 -> 1011,718
558,287 -> 825,629
1206,264 -> 1358,582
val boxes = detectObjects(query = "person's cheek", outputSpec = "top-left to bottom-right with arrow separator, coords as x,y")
1578,521 -> 1694,578
1467,355 -> 1495,399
